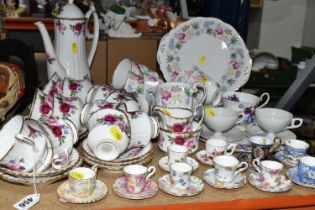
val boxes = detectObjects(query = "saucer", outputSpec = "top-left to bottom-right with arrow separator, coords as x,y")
203,168 -> 246,189
201,125 -> 245,143
274,151 -> 297,167
113,177 -> 158,199
159,156 -> 199,172
196,150 -> 213,165
287,167 -> 315,188
248,172 -> 292,192
245,125 -> 296,142
158,175 -> 204,197
57,180 -> 107,203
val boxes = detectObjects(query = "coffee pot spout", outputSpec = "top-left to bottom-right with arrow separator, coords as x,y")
35,21 -> 67,79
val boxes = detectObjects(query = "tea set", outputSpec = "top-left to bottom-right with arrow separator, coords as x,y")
0,5 -> 314,205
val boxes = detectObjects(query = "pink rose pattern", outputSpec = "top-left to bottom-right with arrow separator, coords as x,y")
0,158 -> 25,172
70,21 -> 85,36
164,19 -> 247,91
164,132 -> 198,152
44,118 -> 70,145
97,113 -> 129,133
67,79 -> 83,98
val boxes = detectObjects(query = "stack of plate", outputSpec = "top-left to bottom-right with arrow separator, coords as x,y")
81,140 -> 154,173
0,149 -> 83,185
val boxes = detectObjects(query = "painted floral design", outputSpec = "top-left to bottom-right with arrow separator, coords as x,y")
96,113 -> 128,133
39,102 -> 52,116
0,158 -> 25,171
70,22 -> 85,36
67,79 -> 83,97
45,52 -> 56,65
27,125 -> 44,139
58,100 -> 78,119
161,90 -> 172,101
226,94 -> 240,102
125,174 -> 146,193
128,111 -> 141,119
161,18 -> 249,92
48,80 -> 63,96
43,118 -> 70,145
56,19 -> 67,34
239,106 -> 255,125
166,134 -> 197,151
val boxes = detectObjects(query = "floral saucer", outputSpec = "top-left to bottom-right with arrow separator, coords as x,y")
159,156 -> 199,172
158,175 -> 204,197
196,150 -> 213,165
57,180 -> 107,203
287,167 -> 315,188
274,151 -> 297,167
112,177 -> 159,199
203,168 -> 247,189
248,172 -> 292,192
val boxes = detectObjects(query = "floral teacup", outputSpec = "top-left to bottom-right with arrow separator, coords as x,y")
252,159 -> 284,187
152,104 -> 204,132
223,91 -> 270,126
42,73 -> 63,97
105,90 -> 139,112
29,89 -> 54,120
123,164 -> 156,193
158,121 -> 201,153
86,85 -> 116,104
53,95 -> 83,130
87,108 -> 130,135
169,162 -> 192,190
155,82 -> 206,109
62,77 -> 93,104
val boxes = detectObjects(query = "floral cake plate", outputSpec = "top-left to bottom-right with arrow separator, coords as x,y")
158,174 -> 204,197
203,168 -> 247,189
57,180 -> 107,203
248,172 -> 292,192
157,17 -> 251,92
113,177 -> 159,199
287,167 -> 315,188
159,156 -> 199,172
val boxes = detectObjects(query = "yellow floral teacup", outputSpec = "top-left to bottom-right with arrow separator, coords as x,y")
68,166 -> 98,198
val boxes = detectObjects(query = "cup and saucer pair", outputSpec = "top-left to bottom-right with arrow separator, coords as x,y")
248,172 -> 292,192
158,174 -> 204,197
158,156 -> 199,172
274,151 -> 297,167
57,180 -> 107,203
112,177 -> 159,199
203,168 -> 247,189
287,167 -> 315,188
112,165 -> 159,199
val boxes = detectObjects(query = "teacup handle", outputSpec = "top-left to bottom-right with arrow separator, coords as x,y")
52,148 -> 71,170
252,158 -> 262,174
15,134 -> 38,152
257,92 -> 270,108
193,104 -> 205,128
224,143 -> 237,156
235,162 -> 248,177
269,137 -> 281,154
91,165 -> 98,174
192,82 -> 207,105
286,118 -> 303,130
116,102 -> 128,112
146,166 -> 156,180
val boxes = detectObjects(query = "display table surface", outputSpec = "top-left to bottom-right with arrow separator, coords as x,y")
0,142 -> 315,210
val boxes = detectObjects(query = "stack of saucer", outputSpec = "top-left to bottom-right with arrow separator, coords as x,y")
0,149 -> 83,185
80,140 -> 154,173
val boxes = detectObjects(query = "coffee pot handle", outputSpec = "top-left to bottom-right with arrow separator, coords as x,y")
85,3 -> 100,67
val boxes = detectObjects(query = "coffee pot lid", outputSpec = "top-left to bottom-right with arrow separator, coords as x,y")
53,0 -> 85,19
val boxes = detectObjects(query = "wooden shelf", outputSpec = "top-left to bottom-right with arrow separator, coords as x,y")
4,17 -> 54,30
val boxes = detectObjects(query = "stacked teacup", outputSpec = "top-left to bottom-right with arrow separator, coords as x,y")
80,85 -> 159,171
154,82 -> 208,153
0,115 -> 82,184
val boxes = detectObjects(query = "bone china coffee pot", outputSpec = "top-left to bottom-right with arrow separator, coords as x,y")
35,0 -> 99,80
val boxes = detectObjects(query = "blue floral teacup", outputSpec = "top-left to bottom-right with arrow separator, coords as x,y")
284,139 -> 309,164
169,162 -> 193,190
298,156 -> 315,184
